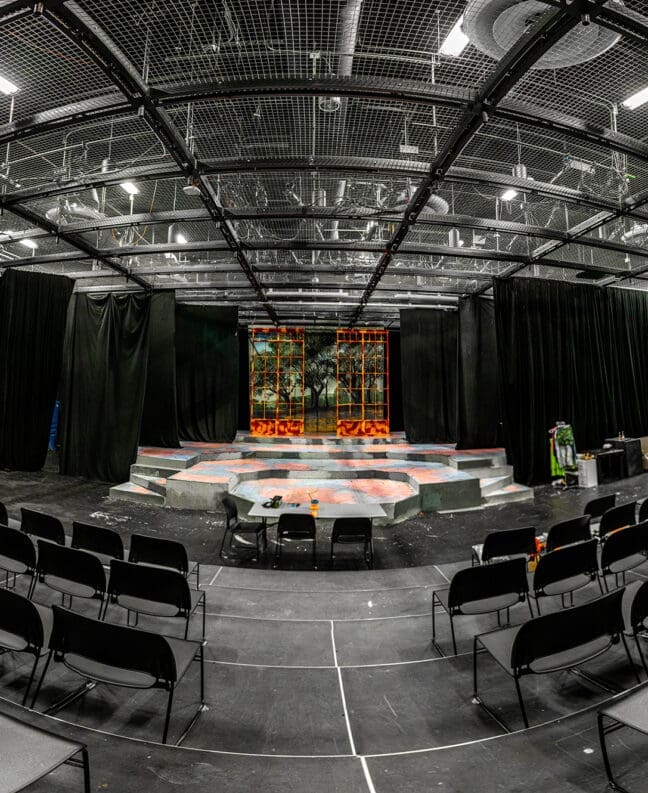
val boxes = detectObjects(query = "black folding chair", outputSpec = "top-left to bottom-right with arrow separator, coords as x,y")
545,514 -> 592,553
330,517 -> 374,569
638,499 -> 648,524
128,533 -> 200,589
471,526 -> 536,565
220,495 -> 267,562
600,521 -> 648,591
20,508 -> 65,546
473,589 -> 638,729
432,558 -> 532,656
585,493 -> 617,521
599,502 -> 638,541
71,521 -> 124,565
105,559 -> 206,640
529,538 -> 602,614
0,500 -> 7,526
622,580 -> 648,676
32,605 -> 205,745
274,513 -> 317,569
0,525 -> 37,596
0,587 -> 52,706
33,541 -> 106,617
598,683 -> 648,793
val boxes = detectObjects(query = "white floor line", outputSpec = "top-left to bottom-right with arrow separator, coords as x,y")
434,565 -> 451,584
209,567 -> 223,586
360,756 -> 378,793
331,620 -> 357,757
205,610 -> 432,623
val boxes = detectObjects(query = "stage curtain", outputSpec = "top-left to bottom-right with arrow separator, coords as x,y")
0,270 -> 73,470
140,292 -> 180,448
493,278 -> 648,485
176,305 -> 239,442
400,309 -> 458,442
388,330 -> 403,432
237,326 -> 250,431
456,296 -> 500,449
59,292 -> 151,482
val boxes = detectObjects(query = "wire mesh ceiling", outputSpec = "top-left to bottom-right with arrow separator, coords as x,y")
1,0 -> 648,325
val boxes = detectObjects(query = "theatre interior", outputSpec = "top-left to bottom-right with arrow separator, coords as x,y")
5,0 -> 648,791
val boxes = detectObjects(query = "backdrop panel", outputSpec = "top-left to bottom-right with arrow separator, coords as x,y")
0,270 -> 73,470
59,292 -> 151,482
176,305 -> 239,442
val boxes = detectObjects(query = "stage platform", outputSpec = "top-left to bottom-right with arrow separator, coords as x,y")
111,434 -> 533,519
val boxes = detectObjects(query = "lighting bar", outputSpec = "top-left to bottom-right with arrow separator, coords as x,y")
501,189 -> 518,201
0,75 -> 18,95
119,181 -> 140,195
439,16 -> 469,57
19,239 -> 38,249
622,86 -> 648,110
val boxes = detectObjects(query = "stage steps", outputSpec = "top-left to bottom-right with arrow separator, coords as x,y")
483,482 -> 534,506
108,481 -> 165,505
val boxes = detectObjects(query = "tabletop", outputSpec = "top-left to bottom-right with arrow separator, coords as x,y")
248,501 -> 387,520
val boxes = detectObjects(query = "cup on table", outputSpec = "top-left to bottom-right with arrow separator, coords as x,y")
310,498 -> 319,516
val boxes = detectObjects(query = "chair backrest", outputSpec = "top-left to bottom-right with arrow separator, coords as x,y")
36,541 -> 106,595
585,493 -> 617,520
50,605 -> 177,684
331,517 -> 372,541
0,526 -> 36,569
20,508 -> 65,546
128,533 -> 189,575
511,589 -> 625,672
532,538 -> 599,593
109,559 -> 191,613
600,521 -> 648,573
277,513 -> 317,533
639,499 -> 648,524
448,557 -> 528,611
221,496 -> 238,529
545,515 -> 591,553
599,501 -> 638,540
71,521 -> 124,561
0,501 -> 7,526
480,526 -> 536,562
0,587 -> 46,653
623,580 -> 648,634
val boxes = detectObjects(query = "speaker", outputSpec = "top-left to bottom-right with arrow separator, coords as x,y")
606,437 -> 643,479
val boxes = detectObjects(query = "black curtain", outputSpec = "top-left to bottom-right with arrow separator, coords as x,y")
388,330 -> 403,432
494,278 -> 648,486
400,309 -> 458,442
238,326 -> 250,431
59,293 -> 151,482
456,296 -> 500,449
140,292 -> 180,448
0,270 -> 73,470
176,305 -> 239,442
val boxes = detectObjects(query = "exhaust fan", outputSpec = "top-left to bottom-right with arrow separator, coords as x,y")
463,0 -> 622,69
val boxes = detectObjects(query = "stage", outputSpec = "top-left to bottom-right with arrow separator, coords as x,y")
110,434 -> 532,520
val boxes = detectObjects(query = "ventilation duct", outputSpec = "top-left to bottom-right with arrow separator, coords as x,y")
463,0 -> 622,69
45,192 -> 104,224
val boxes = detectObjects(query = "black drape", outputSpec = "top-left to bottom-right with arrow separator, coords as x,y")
0,270 -> 73,470
60,293 -> 151,482
400,309 -> 458,442
456,296 -> 500,449
140,292 -> 180,448
176,305 -> 239,442
388,330 -> 403,432
494,278 -> 648,486
238,326 -> 250,431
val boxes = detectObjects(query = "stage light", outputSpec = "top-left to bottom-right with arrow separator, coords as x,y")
19,238 -> 38,249
119,181 -> 140,195
176,233 -> 187,244
0,75 -> 18,95
622,86 -> 648,110
501,188 -> 518,201
439,16 -> 469,57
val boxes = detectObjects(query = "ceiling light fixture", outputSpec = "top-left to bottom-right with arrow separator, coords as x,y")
0,75 -> 18,95
176,233 -> 187,244
439,16 -> 469,57
19,238 -> 38,249
119,181 -> 139,195
501,188 -> 518,201
622,86 -> 648,110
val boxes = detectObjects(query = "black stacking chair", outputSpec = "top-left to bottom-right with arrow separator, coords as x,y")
599,501 -> 638,541
128,533 -> 200,589
105,559 -> 206,640
0,710 -> 90,793
598,684 -> 648,793
0,500 -> 7,526
639,499 -> 648,524
274,513 -> 317,569
471,526 -> 536,565
622,580 -> 648,676
545,514 -> 592,553
529,538 -> 602,614
600,521 -> 648,591
330,517 -> 374,569
0,587 -> 52,706
220,495 -> 267,562
71,521 -> 124,565
20,508 -> 65,546
432,558 -> 532,656
0,525 -> 37,596
473,589 -> 638,729
32,605 -> 205,745
585,493 -> 617,522
33,541 -> 106,617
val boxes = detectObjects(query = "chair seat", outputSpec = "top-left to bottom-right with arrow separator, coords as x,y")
471,544 -> 525,565
65,653 -> 157,688
334,534 -> 368,543
116,588 -> 203,620
165,635 -> 202,680
0,629 -> 27,652
278,531 -> 315,539
531,572 -> 593,597
44,575 -> 98,600
436,587 -> 521,615
601,685 -> 648,734
0,554 -> 29,575
608,553 -> 647,574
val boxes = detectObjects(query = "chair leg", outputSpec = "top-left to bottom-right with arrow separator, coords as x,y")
449,613 -> 457,656
162,686 -> 175,745
30,649 -> 53,710
81,747 -> 91,793
620,632 -> 642,684
472,636 -> 480,697
526,595 -> 534,619
313,536 -> 317,570
431,592 -> 437,644
201,594 -> 206,643
597,713 -> 622,792
199,640 -> 205,704
330,540 -> 335,567
369,537 -> 374,569
219,526 -> 230,560
21,653 -> 40,707
513,674 -> 529,729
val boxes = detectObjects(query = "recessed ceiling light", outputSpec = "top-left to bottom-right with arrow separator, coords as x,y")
119,181 -> 139,195
0,75 -> 18,95
501,188 -> 518,201
176,233 -> 187,244
19,238 -> 38,249
622,86 -> 648,110
439,16 -> 469,57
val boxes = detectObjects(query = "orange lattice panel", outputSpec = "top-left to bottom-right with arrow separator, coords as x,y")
337,419 -> 390,437
251,418 -> 305,437
336,329 -> 389,438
